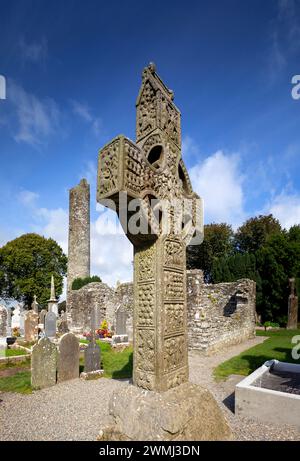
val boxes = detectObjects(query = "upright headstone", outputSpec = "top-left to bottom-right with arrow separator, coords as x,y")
0,305 -> 7,337
57,310 -> 69,334
31,337 -> 57,389
287,278 -> 298,329
45,311 -> 57,338
11,304 -> 21,329
97,63 -> 203,392
57,332 -> 79,382
115,306 -> 127,335
31,295 -> 39,314
84,308 -> 101,372
39,309 -> 47,326
19,311 -> 25,336
48,275 -> 58,316
67,179 -> 90,295
24,310 -> 39,342
6,307 -> 12,337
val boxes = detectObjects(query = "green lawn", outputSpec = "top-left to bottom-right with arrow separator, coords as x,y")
0,371 -> 32,394
213,329 -> 300,381
0,341 -> 133,395
0,348 -> 28,357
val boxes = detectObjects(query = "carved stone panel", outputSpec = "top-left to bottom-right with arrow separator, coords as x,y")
98,138 -> 120,196
137,283 -> 155,327
164,270 -> 184,301
163,335 -> 186,374
135,329 -> 155,373
164,303 -> 184,335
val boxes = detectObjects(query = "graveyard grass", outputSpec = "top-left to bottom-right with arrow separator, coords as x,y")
80,340 -> 133,379
0,342 -> 132,394
213,329 -> 300,381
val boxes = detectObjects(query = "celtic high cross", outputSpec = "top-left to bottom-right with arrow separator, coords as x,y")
97,63 -> 203,391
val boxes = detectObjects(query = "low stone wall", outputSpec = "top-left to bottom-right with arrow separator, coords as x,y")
187,270 -> 256,355
67,271 -> 256,354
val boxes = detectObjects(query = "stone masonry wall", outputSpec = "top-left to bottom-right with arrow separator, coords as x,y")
67,179 -> 90,293
187,269 -> 256,355
67,270 -> 256,353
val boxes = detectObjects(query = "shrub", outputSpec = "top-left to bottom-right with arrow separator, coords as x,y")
72,275 -> 102,290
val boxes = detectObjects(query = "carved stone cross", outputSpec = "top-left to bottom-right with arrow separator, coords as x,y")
97,63 -> 203,392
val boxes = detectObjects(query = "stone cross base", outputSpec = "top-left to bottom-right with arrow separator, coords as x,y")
97,382 -> 232,441
80,370 -> 104,380
111,334 -> 129,346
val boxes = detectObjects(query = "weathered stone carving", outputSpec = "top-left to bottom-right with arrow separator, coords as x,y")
97,63 -> 203,392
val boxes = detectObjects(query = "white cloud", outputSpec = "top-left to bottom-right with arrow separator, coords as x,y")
71,99 -> 102,137
268,192 -> 300,229
9,80 -> 61,146
18,190 -> 39,207
36,207 -> 69,253
189,150 -> 246,228
19,37 -> 48,63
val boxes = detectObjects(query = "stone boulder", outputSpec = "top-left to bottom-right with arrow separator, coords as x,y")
98,382 -> 232,441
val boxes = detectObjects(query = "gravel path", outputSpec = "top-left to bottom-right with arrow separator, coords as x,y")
0,336 -> 300,441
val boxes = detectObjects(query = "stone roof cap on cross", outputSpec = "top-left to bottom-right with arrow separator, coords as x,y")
97,63 -> 203,246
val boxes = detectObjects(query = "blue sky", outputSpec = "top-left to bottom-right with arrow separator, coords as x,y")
0,0 -> 300,290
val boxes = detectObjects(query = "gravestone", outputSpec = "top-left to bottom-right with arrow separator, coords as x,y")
19,311 -> 25,336
97,62 -> 203,392
11,304 -> 21,329
287,278 -> 298,329
48,275 -> 58,316
45,311 -> 57,338
57,332 -> 79,382
6,307 -> 12,337
0,305 -> 7,337
116,306 -> 127,335
31,295 -> 39,314
24,310 -> 39,342
97,63 -> 231,440
57,311 -> 69,334
84,308 -> 101,372
31,337 -> 57,389
39,309 -> 47,326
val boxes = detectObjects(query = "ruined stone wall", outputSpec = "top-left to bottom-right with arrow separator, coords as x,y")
67,271 -> 256,353
67,281 -> 134,336
67,282 -> 114,333
67,179 -> 90,293
187,270 -> 256,355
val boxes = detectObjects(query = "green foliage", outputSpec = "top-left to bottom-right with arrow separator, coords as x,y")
71,275 -> 102,290
234,214 -> 282,253
213,329 -> 300,381
256,231 -> 300,322
0,233 -> 67,307
212,252 -> 258,283
187,223 -> 234,281
263,321 -> 280,329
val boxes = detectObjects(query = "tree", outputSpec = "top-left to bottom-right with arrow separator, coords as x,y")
234,214 -> 282,253
0,233 -> 67,308
212,252 -> 258,283
256,231 -> 300,324
72,275 -> 102,290
187,223 -> 234,281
